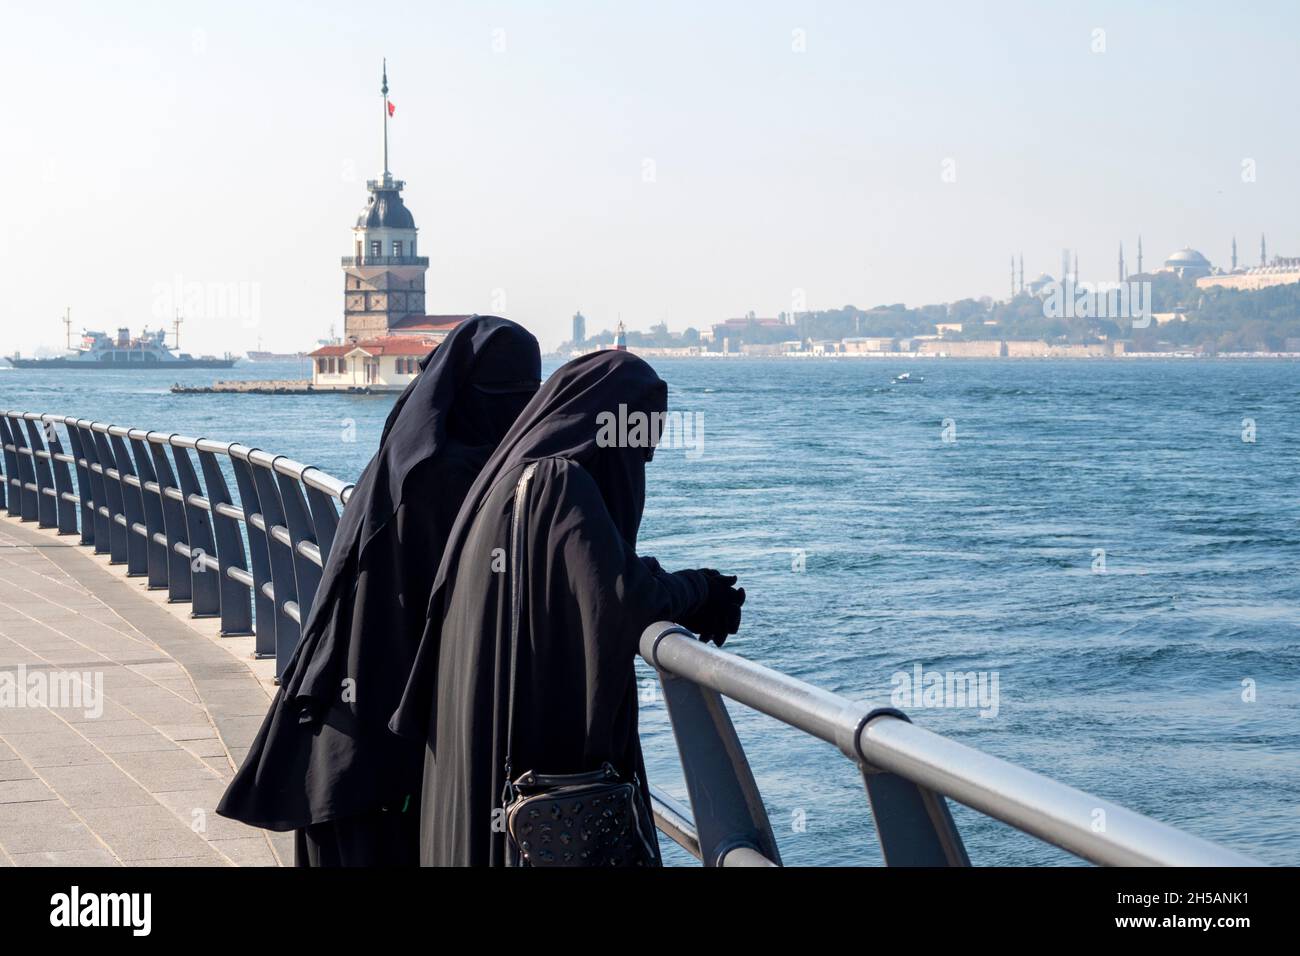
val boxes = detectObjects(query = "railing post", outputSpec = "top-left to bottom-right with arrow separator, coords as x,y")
301,471 -> 346,567
855,709 -> 970,866
171,442 -> 220,618
145,435 -> 193,603
248,453 -> 300,677
61,417 -> 95,546
126,430 -> 171,589
108,429 -> 149,576
21,416 -> 59,529
229,449 -> 277,660
275,465 -> 323,626
640,623 -> 783,867
89,425 -> 129,563
78,421 -> 113,553
38,416 -> 80,536
0,415 -> 21,517
196,442 -> 253,636
7,413 -> 40,523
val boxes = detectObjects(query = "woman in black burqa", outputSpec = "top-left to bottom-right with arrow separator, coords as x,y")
391,349 -> 745,866
216,316 -> 541,866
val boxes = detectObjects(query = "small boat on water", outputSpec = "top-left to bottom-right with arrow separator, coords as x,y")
891,372 -> 924,384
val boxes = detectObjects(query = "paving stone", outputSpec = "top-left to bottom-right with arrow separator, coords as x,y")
11,848 -> 120,866
92,734 -> 180,755
0,802 -> 101,854
0,778 -> 55,804
209,836 -> 278,867
155,723 -> 218,741
0,760 -> 36,781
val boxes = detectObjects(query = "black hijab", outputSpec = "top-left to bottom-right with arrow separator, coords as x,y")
391,349 -> 669,739
217,316 -> 540,833
390,350 -> 709,865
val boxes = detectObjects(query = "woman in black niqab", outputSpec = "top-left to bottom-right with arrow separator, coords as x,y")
216,316 -> 540,866
391,349 -> 744,866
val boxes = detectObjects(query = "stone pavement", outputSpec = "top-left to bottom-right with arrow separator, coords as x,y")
0,513 -> 291,866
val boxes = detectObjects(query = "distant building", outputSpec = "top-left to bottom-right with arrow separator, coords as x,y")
918,340 -> 1004,357
572,311 -> 587,346
1025,273 -> 1056,296
1159,247 -> 1213,280
841,337 -> 896,353
310,62 -> 483,390
1197,256 -> 1300,292
311,336 -> 440,390
935,323 -> 963,336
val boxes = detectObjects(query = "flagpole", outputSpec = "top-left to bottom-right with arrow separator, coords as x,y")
381,58 -> 389,181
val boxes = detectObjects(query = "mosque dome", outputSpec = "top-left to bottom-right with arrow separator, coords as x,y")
1164,248 -> 1209,268
1161,247 -> 1212,278
1025,272 -> 1056,294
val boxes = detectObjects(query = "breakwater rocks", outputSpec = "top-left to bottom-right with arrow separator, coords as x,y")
170,380 -> 377,395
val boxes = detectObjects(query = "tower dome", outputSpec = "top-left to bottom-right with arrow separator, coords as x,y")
356,185 -> 416,230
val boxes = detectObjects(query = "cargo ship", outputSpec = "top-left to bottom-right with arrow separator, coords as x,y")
7,317 -> 237,369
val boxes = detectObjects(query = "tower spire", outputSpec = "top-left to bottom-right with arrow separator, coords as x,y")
381,58 -> 390,182
1137,235 -> 1143,274
1260,233 -> 1267,266
1231,236 -> 1237,271
1119,241 -> 1125,281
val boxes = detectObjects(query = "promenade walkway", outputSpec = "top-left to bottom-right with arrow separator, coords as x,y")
0,513 -> 289,866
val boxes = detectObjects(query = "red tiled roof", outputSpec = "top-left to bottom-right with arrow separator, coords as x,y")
309,336 -> 440,358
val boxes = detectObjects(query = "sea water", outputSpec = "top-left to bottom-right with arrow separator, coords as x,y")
3,357 -> 1297,865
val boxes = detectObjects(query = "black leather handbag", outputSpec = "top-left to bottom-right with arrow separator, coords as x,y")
499,464 -> 657,868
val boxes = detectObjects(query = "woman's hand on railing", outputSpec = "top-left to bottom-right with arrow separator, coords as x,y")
679,569 -> 745,646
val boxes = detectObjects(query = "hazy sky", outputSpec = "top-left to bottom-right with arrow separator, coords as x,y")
1,1 -> 1296,353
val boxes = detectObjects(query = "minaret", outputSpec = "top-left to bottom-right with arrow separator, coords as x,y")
1118,242 -> 1125,282
341,61 -> 429,339
1260,233 -> 1267,266
1073,251 -> 1079,284
1061,249 -> 1071,287
1010,256 -> 1016,298
1018,253 -> 1024,293
1231,236 -> 1237,271
1136,235 -> 1143,274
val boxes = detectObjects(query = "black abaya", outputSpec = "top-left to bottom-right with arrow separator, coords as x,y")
216,316 -> 540,865
391,350 -> 718,866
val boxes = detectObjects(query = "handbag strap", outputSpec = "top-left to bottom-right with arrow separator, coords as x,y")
502,462 -> 538,792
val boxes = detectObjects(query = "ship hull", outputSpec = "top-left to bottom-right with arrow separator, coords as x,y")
7,357 -> 238,369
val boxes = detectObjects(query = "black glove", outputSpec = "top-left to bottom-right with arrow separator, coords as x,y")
678,569 -> 745,647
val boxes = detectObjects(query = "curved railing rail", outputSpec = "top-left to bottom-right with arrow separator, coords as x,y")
0,408 -> 1263,868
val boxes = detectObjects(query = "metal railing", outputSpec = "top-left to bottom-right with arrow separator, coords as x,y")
0,410 -> 352,680
0,409 -> 1263,867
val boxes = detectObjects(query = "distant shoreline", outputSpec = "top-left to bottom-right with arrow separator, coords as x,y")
549,349 -> 1300,361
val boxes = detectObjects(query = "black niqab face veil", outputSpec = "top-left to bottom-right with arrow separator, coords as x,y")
390,349 -> 670,741
467,348 -> 666,542
337,316 -> 544,575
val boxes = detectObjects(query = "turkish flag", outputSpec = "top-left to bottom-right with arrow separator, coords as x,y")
387,100 -> 395,116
